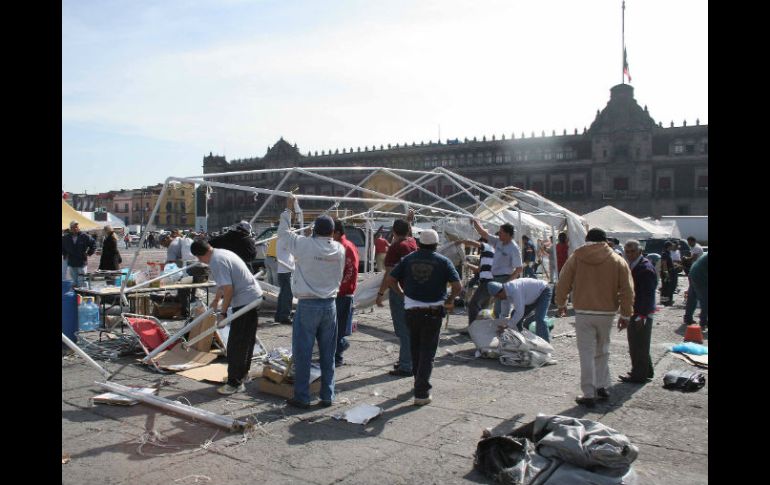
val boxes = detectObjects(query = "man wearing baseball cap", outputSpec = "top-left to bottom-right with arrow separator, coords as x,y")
209,220 -> 257,267
280,195 -> 345,409
62,220 -> 96,287
487,277 -> 553,342
382,229 -> 461,406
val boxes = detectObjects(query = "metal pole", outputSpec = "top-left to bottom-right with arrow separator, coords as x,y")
96,381 -> 250,432
62,333 -> 111,379
249,170 -> 293,224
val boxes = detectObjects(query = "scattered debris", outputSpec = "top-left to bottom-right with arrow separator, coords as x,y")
333,404 -> 383,425
62,454 -> 71,465
92,387 -> 159,406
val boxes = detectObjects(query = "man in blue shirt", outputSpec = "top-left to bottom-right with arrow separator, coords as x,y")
383,230 -> 461,406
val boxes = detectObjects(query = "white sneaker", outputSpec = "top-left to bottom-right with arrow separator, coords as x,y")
414,395 -> 432,406
217,383 -> 246,395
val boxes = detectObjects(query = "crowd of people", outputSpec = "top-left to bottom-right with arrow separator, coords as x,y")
62,206 -> 708,411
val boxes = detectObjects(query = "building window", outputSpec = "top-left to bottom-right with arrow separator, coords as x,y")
673,143 -> 684,154
602,149 -> 608,159
166,202 -> 173,212
124,203 -> 129,211
544,151 -> 552,161
180,202 -> 186,212
685,144 -> 695,154
556,151 -> 564,160
658,176 -> 672,191
697,175 -> 708,189
552,180 -> 564,194
571,179 -> 585,193
613,177 -> 629,191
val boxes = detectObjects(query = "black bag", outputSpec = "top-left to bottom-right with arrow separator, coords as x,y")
662,369 -> 706,392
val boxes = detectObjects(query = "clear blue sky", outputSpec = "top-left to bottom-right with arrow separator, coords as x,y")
62,0 -> 707,194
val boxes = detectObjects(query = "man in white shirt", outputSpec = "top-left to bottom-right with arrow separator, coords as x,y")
279,195 -> 345,409
471,220 -> 523,319
487,278 -> 554,342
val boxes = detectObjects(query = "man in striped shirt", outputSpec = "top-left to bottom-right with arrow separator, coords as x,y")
454,237 -> 496,327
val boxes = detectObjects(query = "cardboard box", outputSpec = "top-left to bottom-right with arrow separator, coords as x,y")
257,376 -> 320,399
262,366 -> 288,384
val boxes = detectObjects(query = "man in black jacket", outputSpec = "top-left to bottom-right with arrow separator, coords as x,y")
619,239 -> 657,384
209,221 -> 257,269
62,221 -> 96,287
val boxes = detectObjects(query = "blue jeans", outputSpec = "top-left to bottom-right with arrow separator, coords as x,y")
684,278 -> 708,327
292,298 -> 337,404
67,265 -> 86,288
275,272 -> 293,322
514,287 -> 553,342
388,290 -> 412,372
335,295 -> 354,364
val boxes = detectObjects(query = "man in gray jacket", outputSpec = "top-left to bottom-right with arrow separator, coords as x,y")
280,195 -> 345,408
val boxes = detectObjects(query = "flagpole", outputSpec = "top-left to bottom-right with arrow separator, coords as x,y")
622,1 -> 625,85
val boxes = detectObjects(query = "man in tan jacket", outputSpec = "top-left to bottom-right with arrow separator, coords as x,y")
556,228 -> 634,407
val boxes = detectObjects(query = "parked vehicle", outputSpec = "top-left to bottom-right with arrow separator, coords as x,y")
640,238 -> 693,274
252,226 -> 279,271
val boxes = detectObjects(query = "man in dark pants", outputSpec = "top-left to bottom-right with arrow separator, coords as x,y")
383,229 -> 462,406
618,239 -> 657,384
684,253 -> 708,330
191,240 -> 263,395
469,220 -> 523,321
332,219 -> 359,367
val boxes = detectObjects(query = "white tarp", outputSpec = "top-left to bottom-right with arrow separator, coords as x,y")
641,217 -> 681,239
80,211 -> 127,229
583,205 -> 670,243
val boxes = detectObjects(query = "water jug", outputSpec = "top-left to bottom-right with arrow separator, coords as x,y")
78,297 -> 91,331
62,280 -> 78,343
89,298 -> 101,330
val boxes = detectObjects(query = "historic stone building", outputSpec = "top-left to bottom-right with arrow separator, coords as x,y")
200,84 -> 707,230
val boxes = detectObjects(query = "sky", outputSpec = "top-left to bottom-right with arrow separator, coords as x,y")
62,0 -> 708,194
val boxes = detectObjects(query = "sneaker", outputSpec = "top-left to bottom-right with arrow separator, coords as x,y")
286,398 -> 311,409
217,383 -> 246,395
335,359 -> 345,368
414,395 -> 432,406
339,340 -> 351,352
597,388 -> 610,400
388,368 -> 412,377
319,400 -> 333,408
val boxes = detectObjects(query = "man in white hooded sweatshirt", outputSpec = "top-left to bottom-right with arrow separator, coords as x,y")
279,195 -> 345,409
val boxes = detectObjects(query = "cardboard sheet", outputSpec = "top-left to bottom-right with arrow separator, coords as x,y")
153,346 -> 218,371
177,363 -> 262,383
672,352 -> 708,368
187,312 -> 217,352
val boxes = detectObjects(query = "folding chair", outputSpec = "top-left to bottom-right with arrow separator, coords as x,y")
121,313 -> 180,372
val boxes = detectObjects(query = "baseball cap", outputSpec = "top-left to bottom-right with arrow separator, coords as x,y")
486,281 -> 504,297
313,215 -> 334,237
69,220 -> 79,227
418,229 -> 439,245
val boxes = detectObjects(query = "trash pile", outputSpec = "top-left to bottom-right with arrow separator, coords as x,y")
468,319 -> 554,367
475,414 -> 639,484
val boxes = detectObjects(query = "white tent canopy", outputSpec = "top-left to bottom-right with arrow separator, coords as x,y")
641,217 -> 681,239
583,205 -> 671,242
80,211 -> 127,230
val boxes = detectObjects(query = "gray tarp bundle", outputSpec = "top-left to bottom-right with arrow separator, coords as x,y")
474,414 -> 639,485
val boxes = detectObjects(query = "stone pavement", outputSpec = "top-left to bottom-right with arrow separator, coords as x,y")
62,276 -> 708,485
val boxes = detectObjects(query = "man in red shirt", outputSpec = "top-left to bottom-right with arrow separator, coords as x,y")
556,232 -> 569,275
376,209 -> 417,376
374,230 -> 390,272
333,219 -> 360,367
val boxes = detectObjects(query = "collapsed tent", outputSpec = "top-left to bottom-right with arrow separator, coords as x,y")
62,199 -> 101,231
583,205 -> 671,242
